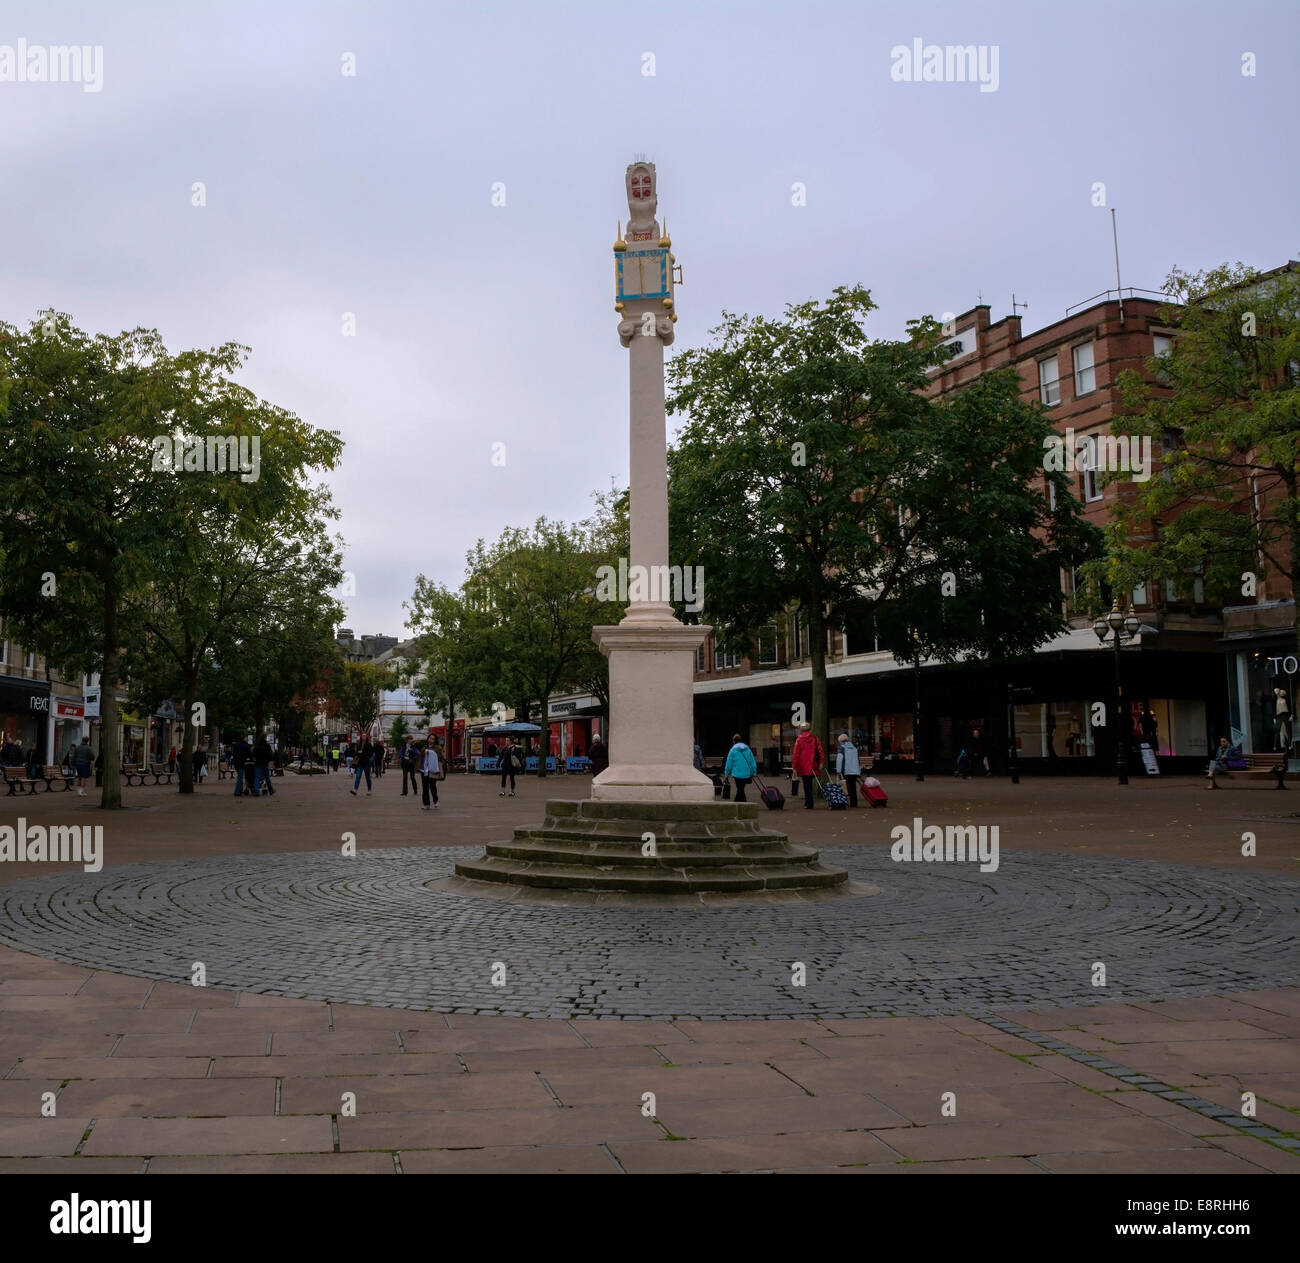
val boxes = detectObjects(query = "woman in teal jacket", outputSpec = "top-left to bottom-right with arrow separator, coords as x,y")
723,734 -> 758,803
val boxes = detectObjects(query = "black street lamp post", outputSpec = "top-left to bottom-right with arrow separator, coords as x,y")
1093,601 -> 1141,785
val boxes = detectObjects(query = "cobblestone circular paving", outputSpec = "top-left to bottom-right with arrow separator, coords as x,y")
1,845 -> 1298,1019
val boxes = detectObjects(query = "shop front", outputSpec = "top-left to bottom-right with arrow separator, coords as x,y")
695,637 -> 1223,776
547,696 -> 603,762
429,718 -> 467,764
1226,643 -> 1297,758
52,698 -> 85,763
1222,601 -> 1297,764
119,711 -> 147,767
0,676 -> 52,761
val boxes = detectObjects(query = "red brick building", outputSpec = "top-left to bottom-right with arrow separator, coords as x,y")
690,274 -> 1296,775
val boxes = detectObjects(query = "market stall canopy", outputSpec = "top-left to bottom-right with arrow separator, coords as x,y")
483,722 -> 542,735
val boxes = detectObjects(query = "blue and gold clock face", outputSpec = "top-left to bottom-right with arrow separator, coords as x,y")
616,247 -> 670,301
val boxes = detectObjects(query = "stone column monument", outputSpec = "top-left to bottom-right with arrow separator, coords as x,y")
592,161 -> 713,802
445,161 -> 852,902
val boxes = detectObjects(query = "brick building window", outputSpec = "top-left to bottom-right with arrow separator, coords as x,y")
1081,436 -> 1102,502
756,625 -> 779,665
714,648 -> 741,670
1038,356 -> 1060,406
1073,343 -> 1096,395
696,644 -> 706,672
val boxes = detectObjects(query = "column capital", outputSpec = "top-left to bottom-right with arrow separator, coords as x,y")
618,313 -> 675,348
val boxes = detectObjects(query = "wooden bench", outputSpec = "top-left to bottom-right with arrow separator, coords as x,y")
121,764 -> 147,786
40,765 -> 76,792
1208,752 -> 1292,789
3,766 -> 42,795
148,763 -> 175,785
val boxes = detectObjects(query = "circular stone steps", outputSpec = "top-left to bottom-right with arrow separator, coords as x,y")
452,798 -> 850,897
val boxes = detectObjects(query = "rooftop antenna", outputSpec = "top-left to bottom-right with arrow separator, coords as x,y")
1011,293 -> 1029,319
1111,207 -> 1125,324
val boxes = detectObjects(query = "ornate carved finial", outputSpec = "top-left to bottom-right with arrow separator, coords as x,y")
625,161 -> 658,242
614,220 -> 626,252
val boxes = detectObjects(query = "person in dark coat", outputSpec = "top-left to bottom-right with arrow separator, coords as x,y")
350,738 -> 374,796
588,736 -> 609,777
498,741 -> 522,796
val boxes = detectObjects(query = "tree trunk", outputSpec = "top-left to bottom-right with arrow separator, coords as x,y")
100,574 -> 122,809
808,604 -> 829,770
179,667 -> 197,793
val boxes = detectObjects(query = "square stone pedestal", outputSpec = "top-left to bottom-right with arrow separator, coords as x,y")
591,618 -> 714,802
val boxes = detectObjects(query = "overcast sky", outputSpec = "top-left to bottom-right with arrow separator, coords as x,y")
5,0 -> 1297,638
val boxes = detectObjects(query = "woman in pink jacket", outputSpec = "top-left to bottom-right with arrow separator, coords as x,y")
791,723 -> 824,810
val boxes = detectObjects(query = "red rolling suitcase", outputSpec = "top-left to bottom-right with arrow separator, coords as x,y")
754,775 -> 785,810
862,776 -> 887,807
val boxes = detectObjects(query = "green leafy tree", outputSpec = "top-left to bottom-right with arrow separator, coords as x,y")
567,488 -> 627,726
132,517 -> 343,791
1098,262 -> 1300,664
0,314 -> 340,806
461,517 -> 607,775
668,285 -> 1100,758
330,660 -> 394,739
405,579 -> 494,767
387,714 -> 411,750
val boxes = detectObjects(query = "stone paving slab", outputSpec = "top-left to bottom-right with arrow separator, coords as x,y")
146,1153 -> 395,1174
0,1117 -> 92,1156
879,1116 -> 1211,1162
82,1116 -> 335,1156
279,1071 -> 553,1114
398,1145 -> 615,1175
57,1078 -> 277,1118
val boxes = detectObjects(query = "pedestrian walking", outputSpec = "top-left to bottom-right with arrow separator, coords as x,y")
693,743 -> 706,772
723,733 -> 758,803
373,740 -> 386,778
792,723 -> 825,809
588,736 -> 608,777
73,737 -> 93,796
253,734 -> 275,796
167,746 -> 177,773
399,737 -> 420,796
349,738 -> 374,795
420,741 -> 444,810
192,746 -> 208,784
499,741 -> 522,796
835,732 -> 861,807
